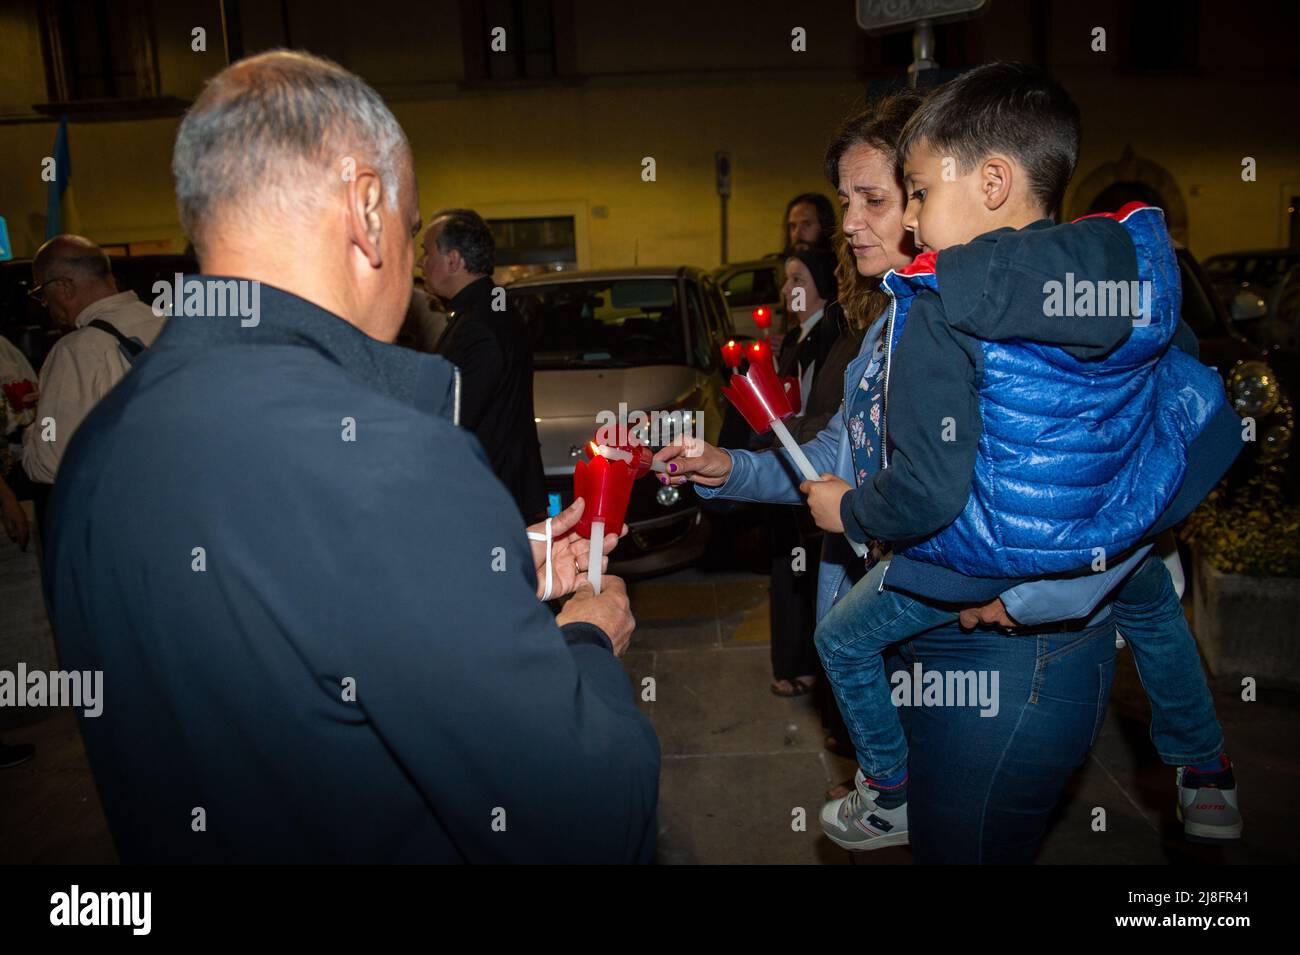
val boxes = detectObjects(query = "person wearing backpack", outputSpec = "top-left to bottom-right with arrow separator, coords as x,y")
22,235 -> 165,491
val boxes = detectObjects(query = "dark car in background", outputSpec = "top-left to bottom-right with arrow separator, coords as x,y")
1203,249 -> 1300,312
713,257 -> 785,339
1181,246 -> 1298,496
1,253 -> 197,369
509,266 -> 738,576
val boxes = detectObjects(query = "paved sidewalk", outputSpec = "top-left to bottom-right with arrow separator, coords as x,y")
3,563 -> 1296,864
626,569 -> 1299,865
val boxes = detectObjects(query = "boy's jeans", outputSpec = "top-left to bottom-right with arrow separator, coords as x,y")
814,560 -> 955,780
815,552 -> 1223,782
1112,553 -> 1224,765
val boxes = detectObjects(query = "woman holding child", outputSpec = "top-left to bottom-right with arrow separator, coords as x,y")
656,66 -> 1240,862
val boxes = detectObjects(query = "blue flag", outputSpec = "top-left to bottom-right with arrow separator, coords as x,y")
45,117 -> 72,240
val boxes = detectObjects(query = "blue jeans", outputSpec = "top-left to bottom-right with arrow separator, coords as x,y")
816,562 -> 1120,862
892,622 -> 1117,863
1112,553 -> 1223,765
815,560 -> 956,780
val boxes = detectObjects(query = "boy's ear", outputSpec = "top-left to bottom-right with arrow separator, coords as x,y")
979,155 -> 1014,211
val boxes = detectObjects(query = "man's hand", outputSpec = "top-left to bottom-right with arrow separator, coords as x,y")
653,437 -> 731,487
798,473 -> 850,534
526,497 -> 625,601
1,482 -> 29,551
557,575 -> 636,656
958,597 -> 1019,631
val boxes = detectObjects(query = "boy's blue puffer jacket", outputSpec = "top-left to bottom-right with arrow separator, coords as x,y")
883,203 -> 1238,581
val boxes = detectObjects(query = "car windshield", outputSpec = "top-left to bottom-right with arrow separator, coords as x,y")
512,278 -> 687,369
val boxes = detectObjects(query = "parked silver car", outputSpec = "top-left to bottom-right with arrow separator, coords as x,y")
713,257 -> 786,338
509,267 -> 737,575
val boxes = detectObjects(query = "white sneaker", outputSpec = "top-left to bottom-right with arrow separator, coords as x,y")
1176,764 -> 1242,842
820,769 -> 909,851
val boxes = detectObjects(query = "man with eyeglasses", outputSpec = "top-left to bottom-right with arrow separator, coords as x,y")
21,235 -> 165,486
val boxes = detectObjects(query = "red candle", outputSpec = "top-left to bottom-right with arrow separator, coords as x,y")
753,306 -> 771,330
723,348 -> 792,436
721,339 -> 742,369
573,447 -> 637,593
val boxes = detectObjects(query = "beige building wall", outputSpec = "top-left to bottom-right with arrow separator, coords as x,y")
0,0 -> 1295,267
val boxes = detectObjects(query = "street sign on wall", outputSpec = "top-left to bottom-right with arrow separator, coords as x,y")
856,0 -> 988,36
715,152 -> 732,198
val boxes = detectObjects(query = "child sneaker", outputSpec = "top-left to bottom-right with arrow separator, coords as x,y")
1176,764 -> 1242,842
820,768 -> 909,851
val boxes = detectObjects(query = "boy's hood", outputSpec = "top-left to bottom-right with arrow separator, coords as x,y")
881,203 -> 1180,366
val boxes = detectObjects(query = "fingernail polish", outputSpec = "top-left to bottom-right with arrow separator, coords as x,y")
669,463 -> 678,473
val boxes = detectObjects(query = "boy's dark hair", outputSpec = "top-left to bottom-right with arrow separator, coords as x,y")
433,208 -> 496,275
897,62 -> 1081,214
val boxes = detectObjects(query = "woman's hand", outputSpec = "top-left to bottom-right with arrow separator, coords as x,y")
798,473 -> 850,534
526,497 -> 625,601
653,436 -> 732,487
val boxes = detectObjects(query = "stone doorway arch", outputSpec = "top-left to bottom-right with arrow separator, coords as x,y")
1068,145 -> 1188,245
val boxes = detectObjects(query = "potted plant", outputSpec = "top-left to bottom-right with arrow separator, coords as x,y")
1179,470 -> 1300,686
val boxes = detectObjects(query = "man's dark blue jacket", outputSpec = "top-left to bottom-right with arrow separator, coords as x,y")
43,281 -> 660,863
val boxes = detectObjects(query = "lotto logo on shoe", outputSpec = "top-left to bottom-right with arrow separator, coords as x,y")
1195,801 -> 1227,811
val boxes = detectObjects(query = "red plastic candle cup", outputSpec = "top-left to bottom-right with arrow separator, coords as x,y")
721,358 -> 870,561
722,349 -> 792,436
587,434 -> 654,480
782,375 -> 801,415
721,340 -> 743,369
752,306 -> 771,331
573,446 -> 637,593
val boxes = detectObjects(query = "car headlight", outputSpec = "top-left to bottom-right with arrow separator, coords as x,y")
1226,360 -> 1280,417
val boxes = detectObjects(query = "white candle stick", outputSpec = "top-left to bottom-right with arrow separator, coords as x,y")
770,417 -> 870,559
588,520 -> 605,594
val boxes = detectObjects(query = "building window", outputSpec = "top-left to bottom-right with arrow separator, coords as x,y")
40,0 -> 159,102
462,0 -> 575,84
483,0 -> 555,80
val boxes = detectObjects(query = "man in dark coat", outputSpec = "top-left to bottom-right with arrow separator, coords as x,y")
42,50 -> 658,864
423,210 -> 546,521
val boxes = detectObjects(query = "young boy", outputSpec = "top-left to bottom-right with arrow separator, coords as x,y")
799,63 -> 1244,851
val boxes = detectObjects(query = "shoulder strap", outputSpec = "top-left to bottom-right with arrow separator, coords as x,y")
87,319 -> 145,358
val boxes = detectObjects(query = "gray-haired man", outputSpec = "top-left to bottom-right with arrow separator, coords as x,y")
22,235 -> 165,485
44,51 -> 658,864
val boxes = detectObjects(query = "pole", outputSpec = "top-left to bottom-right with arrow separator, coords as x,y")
720,194 -> 729,265
908,20 -> 938,89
